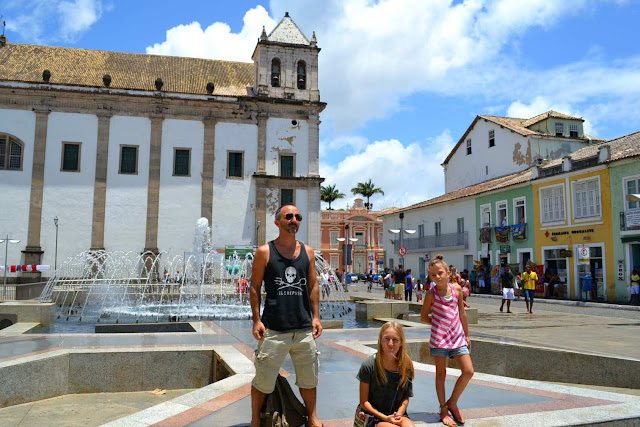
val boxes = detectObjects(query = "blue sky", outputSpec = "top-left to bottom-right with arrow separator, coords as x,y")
3,0 -> 640,209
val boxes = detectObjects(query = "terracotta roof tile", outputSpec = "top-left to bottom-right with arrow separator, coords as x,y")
521,110 -> 584,127
0,43 -> 254,97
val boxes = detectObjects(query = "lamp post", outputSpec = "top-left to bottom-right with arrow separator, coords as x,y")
1,235 -> 21,300
53,217 -> 59,271
388,212 -> 416,268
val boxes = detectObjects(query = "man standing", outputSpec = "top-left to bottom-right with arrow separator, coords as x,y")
405,268 -> 413,301
249,204 -> 323,427
499,265 -> 515,313
522,264 -> 538,314
393,264 -> 407,300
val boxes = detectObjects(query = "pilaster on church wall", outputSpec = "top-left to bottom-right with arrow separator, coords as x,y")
103,115 -> 151,253
156,119 -> 204,256
0,108 -> 35,266
40,112 -> 97,268
211,122 -> 258,248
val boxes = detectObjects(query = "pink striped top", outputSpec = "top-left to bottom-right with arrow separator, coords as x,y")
429,283 -> 467,349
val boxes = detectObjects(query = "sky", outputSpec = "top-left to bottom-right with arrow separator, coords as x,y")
3,0 -> 640,210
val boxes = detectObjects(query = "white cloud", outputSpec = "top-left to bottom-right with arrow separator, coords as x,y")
320,130 -> 455,210
5,0 -> 103,43
145,6 -> 276,62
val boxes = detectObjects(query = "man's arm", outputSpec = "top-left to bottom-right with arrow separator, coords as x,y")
250,244 -> 269,340
306,245 -> 323,338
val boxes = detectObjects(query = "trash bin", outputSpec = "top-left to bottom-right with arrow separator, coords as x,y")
581,275 -> 593,300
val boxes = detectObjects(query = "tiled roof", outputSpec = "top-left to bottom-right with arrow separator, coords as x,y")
267,13 -> 310,45
0,43 -> 254,97
521,110 -> 584,127
381,169 -> 532,216
540,130 -> 640,169
442,112 -> 603,165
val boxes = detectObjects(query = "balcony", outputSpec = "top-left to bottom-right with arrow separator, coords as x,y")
394,232 -> 468,251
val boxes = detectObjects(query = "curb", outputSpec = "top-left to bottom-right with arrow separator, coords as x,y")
469,293 -> 640,311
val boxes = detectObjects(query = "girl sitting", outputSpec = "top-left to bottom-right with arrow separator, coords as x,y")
357,321 -> 415,427
421,255 -> 474,427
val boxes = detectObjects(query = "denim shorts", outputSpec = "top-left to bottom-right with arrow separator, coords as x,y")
524,289 -> 535,301
430,345 -> 470,359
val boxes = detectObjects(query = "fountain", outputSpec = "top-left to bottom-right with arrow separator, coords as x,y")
37,218 -> 352,326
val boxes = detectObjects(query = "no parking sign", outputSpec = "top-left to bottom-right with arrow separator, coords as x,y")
577,245 -> 590,265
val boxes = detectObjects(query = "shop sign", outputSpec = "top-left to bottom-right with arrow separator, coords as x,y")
481,243 -> 489,257
618,259 -> 625,281
500,245 -> 511,253
558,249 -> 572,258
626,210 -> 640,228
577,245 -> 590,265
224,245 -> 255,259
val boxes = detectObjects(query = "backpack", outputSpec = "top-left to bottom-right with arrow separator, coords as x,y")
261,374 -> 308,427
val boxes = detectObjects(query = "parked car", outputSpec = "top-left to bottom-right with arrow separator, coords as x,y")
348,273 -> 359,283
357,273 -> 367,282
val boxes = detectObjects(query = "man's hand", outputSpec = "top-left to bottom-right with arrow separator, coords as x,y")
253,321 -> 266,340
312,317 -> 323,339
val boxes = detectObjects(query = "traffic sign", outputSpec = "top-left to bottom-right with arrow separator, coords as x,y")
577,245 -> 590,265
398,246 -> 406,256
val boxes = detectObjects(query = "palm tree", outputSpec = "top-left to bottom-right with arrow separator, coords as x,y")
351,179 -> 384,210
321,184 -> 345,210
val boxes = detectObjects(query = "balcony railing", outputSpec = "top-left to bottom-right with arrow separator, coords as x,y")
394,232 -> 468,251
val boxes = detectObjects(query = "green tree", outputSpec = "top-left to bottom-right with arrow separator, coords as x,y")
320,184 -> 345,210
351,179 -> 384,210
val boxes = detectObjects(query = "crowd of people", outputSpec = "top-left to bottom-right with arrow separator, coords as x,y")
249,204 -> 474,427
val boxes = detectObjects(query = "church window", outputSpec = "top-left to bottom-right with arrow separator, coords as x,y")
173,148 -> 191,176
280,154 -> 294,177
0,134 -> 24,171
119,145 -> 138,174
488,129 -> 495,147
61,142 -> 81,172
227,151 -> 244,178
281,188 -> 294,206
271,59 -> 281,87
297,61 -> 306,90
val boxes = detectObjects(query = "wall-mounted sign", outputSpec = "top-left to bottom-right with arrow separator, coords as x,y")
424,253 -> 431,261
500,245 -> 511,254
618,259 -> 625,281
398,246 -> 406,256
481,243 -> 489,258
558,249 -> 572,258
577,245 -> 590,265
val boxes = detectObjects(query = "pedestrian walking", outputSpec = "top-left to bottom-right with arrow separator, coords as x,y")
421,254 -> 474,427
249,204 -> 323,427
499,265 -> 515,313
522,264 -> 538,314
393,265 -> 407,301
405,269 -> 413,301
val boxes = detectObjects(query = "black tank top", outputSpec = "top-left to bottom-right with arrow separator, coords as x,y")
261,240 -> 313,332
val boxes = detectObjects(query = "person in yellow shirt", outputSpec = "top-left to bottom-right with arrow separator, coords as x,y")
522,264 -> 539,314
631,269 -> 640,306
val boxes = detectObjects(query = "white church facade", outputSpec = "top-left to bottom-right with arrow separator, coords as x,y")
0,13 -> 325,272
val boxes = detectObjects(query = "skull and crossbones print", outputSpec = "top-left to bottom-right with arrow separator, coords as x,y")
275,266 -> 307,293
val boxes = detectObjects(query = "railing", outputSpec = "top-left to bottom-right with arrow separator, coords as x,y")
395,231 -> 468,251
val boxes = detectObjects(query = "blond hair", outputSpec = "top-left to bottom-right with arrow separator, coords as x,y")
375,322 -> 414,389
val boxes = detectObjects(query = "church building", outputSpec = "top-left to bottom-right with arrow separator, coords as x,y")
0,13 -> 325,271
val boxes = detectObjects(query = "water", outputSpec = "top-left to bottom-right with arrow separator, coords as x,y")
37,218 -> 354,327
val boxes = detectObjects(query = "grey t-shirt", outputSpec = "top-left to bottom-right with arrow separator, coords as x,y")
356,355 -> 413,415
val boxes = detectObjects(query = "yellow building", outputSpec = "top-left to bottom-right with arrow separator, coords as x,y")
532,144 -> 614,301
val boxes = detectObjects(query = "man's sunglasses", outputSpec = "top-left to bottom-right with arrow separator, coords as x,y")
283,213 -> 303,221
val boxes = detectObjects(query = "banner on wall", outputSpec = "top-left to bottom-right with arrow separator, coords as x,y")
511,223 -> 527,240
479,227 -> 492,243
494,226 -> 509,243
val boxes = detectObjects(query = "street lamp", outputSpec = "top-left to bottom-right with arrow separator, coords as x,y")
388,212 -> 415,267
1,235 -> 21,300
54,217 -> 59,271
626,194 -> 640,203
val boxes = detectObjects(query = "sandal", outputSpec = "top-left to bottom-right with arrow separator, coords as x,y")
446,400 -> 465,425
439,405 -> 457,426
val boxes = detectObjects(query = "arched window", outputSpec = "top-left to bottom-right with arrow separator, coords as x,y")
271,58 -> 281,87
0,133 -> 24,171
297,61 -> 306,90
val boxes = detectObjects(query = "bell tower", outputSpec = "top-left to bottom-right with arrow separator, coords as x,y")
252,12 -> 320,101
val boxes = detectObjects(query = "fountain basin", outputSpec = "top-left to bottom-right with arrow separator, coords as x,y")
95,322 -> 196,333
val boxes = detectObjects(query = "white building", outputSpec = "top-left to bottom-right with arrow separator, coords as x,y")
442,111 -> 598,192
0,13 -> 325,272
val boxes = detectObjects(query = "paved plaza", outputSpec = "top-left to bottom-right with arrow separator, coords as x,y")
1,283 -> 639,426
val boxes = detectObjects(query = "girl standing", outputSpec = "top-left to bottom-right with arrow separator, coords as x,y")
357,322 -> 415,427
421,255 -> 474,427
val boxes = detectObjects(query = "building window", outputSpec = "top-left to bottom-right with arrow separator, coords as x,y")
227,151 -> 243,178
497,201 -> 508,226
541,185 -> 565,223
466,138 -> 472,155
297,60 -> 306,90
330,255 -> 339,269
457,217 -> 464,233
0,134 -> 24,171
271,58 -> 281,87
574,178 -> 601,219
330,231 -> 339,249
378,231 -> 383,247
434,221 -> 441,236
119,145 -> 138,174
514,197 -> 526,223
488,129 -> 495,147
569,123 -> 578,137
418,224 -> 424,238
555,122 -> 564,137
480,204 -> 491,227
280,154 -> 294,177
173,148 -> 190,176
61,142 -> 81,172
626,177 -> 640,210
281,188 -> 294,206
